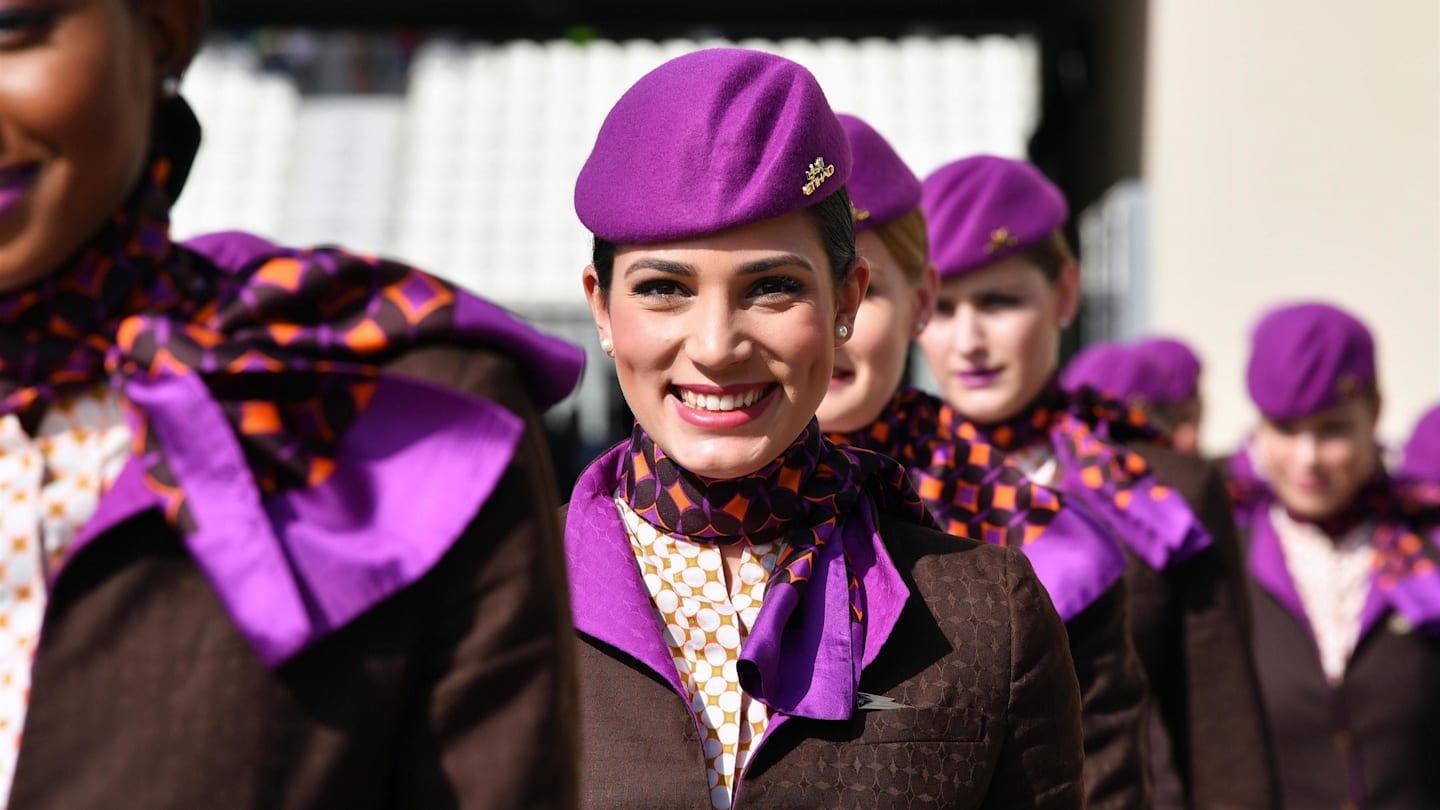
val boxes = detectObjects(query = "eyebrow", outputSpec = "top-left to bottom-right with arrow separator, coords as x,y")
623,254 -> 816,277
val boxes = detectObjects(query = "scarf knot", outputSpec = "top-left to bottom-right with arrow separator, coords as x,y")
832,388 -> 1063,546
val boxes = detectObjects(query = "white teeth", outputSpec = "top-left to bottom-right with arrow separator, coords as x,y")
678,387 -> 766,412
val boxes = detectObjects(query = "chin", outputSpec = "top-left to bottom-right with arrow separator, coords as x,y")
1280,490 -> 1345,521
663,431 -> 781,480
945,386 -> 1025,425
816,393 -> 865,434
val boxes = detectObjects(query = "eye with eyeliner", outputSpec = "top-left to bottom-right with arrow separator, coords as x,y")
747,274 -> 803,299
978,292 -> 1024,309
0,5 -> 60,46
630,277 -> 691,300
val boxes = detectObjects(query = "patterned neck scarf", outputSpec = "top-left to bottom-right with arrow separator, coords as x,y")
1,158 -> 471,531
1239,471 -> 1437,586
956,380 -> 1212,570
830,387 -> 1060,546
621,419 -> 933,621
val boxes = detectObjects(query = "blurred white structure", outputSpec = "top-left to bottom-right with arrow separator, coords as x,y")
174,35 -> 1039,304
1078,180 -> 1151,346
171,34 -> 1042,446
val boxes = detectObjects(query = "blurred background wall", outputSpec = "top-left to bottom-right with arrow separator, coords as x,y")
1145,0 -> 1440,453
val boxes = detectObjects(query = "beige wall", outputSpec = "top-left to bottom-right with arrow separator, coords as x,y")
1144,0 -> 1440,455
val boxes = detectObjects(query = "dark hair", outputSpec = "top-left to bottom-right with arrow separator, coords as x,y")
1018,231 -> 1076,284
591,186 -> 858,298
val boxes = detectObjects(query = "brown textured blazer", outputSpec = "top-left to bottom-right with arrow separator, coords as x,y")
1128,445 -> 1278,810
564,508 -> 1086,809
10,347 -> 578,809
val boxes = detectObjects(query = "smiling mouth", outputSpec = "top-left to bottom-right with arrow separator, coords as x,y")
673,384 -> 774,413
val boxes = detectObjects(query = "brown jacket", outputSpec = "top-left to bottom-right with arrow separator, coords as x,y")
1129,445 -> 1278,810
1067,580 -> 1151,810
1241,508 -> 1440,809
11,347 -> 578,809
566,509 -> 1086,809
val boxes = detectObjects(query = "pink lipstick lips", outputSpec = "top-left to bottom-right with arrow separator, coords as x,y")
0,164 -> 39,224
957,367 -> 1003,388
671,382 -> 777,428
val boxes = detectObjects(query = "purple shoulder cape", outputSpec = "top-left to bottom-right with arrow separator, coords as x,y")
74,231 -> 584,668
1047,425 -> 1212,572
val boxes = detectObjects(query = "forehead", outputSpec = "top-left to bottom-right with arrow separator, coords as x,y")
613,210 -> 826,271
1266,396 -> 1375,431
936,254 -> 1048,296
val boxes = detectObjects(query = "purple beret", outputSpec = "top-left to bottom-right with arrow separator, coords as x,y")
1136,336 -> 1202,402
1061,342 -> 1171,405
1400,404 -> 1440,482
575,48 -> 851,244
1246,302 -> 1377,421
921,155 -> 1069,279
836,114 -> 921,234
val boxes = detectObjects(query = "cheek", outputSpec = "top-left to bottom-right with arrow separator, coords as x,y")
916,318 -> 952,364
851,299 -> 904,366
1319,439 -> 1367,478
762,307 -> 835,409
1018,313 -> 1057,363
4,22 -> 153,198
1255,433 -> 1292,476
607,305 -> 677,375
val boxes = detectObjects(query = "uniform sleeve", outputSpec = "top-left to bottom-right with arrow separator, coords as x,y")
1066,580 -> 1153,810
1172,467 -> 1279,809
384,347 -> 579,809
983,547 -> 1087,810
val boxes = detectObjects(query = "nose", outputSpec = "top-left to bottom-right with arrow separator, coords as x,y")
1295,432 -> 1320,467
684,293 -> 752,371
952,304 -> 986,360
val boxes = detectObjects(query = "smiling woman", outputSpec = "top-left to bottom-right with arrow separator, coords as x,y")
563,48 -> 1085,810
0,1 -> 584,807
585,209 -> 855,480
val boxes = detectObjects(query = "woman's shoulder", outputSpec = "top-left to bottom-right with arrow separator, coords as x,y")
1124,441 -> 1211,494
180,230 -> 584,414
874,510 -> 1039,614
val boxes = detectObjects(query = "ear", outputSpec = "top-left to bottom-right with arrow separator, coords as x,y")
911,262 -> 940,336
1055,259 -> 1081,327
834,256 -> 870,346
138,0 -> 206,82
582,265 -> 613,352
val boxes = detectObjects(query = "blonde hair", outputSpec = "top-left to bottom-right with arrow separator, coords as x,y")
868,208 -> 930,283
1020,230 -> 1076,283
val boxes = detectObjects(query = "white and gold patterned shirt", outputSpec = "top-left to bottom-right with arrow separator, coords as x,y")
1271,504 -> 1374,684
616,497 -> 781,810
0,387 -> 131,804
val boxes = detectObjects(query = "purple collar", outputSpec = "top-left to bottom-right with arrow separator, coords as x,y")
1018,503 -> 1129,623
565,442 -> 911,721
104,369 -> 526,668
1247,508 -> 1440,643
